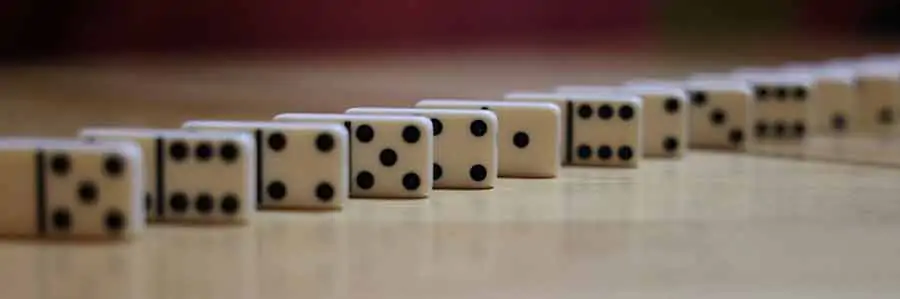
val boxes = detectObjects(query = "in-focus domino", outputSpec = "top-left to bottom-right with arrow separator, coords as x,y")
344,107 -> 498,189
274,113 -> 433,199
183,121 -> 349,210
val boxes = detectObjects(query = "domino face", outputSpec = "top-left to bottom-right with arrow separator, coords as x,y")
506,91 -> 642,167
79,128 -> 256,224
0,138 -> 144,240
274,113 -> 433,199
344,107 -> 498,189
854,66 -> 900,133
782,64 -> 858,135
732,72 -> 813,141
683,80 -> 753,151
183,121 -> 349,210
560,85 -> 689,158
415,99 -> 561,178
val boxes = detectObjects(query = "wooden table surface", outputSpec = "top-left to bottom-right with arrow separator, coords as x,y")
2,39 -> 900,298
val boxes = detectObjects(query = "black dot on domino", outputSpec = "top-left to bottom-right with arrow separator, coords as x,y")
356,171 -> 375,189
709,109 -> 727,125
469,164 -> 488,182
793,121 -> 806,138
597,145 -> 613,160
664,98 -> 680,114
104,208 -> 125,234
431,118 -> 443,136
577,144 -> 592,160
356,125 -> 375,142
268,132 -> 287,152
617,145 -> 634,161
663,137 -> 679,153
379,148 -> 398,166
470,120 -> 488,137
402,172 -> 421,191
618,105 -> 635,121
267,181 -> 287,201
52,207 -> 71,232
755,121 -> 768,137
315,182 -> 334,202
219,142 -> 240,163
793,87 -> 807,101
77,181 -> 98,205
169,192 -> 189,213
169,141 -> 189,162
728,129 -> 744,145
690,91 -> 707,107
194,193 -> 213,214
195,142 -> 214,162
513,132 -> 530,148
597,105 -> 614,120
577,104 -> 593,119
755,87 -> 769,100
402,125 -> 421,143
832,114 -> 846,131
315,133 -> 334,152
879,107 -> 894,124
221,194 -> 240,215
50,153 -> 71,176
775,87 -> 788,101
433,163 -> 443,181
103,154 -> 125,177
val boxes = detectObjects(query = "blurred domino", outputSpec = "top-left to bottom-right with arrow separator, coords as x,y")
79,128 -> 256,224
0,138 -> 144,240
274,113 -> 433,199
183,121 -> 349,210
414,99 -> 561,178
505,91 -> 642,167
730,70 -> 814,141
782,62 -> 858,135
344,107 -> 498,189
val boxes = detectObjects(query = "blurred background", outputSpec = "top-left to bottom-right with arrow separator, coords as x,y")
3,0 -> 900,62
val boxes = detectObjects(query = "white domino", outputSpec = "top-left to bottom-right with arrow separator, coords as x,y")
78,128 -> 256,224
782,63 -> 858,135
0,138 -> 144,240
505,91 -> 642,167
273,113 -> 433,199
414,99 -> 561,178
344,107 -> 498,189
729,70 -> 814,142
559,84 -> 689,158
849,63 -> 900,134
183,121 -> 349,210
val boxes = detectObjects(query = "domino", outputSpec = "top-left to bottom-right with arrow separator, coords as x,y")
782,63 -> 858,135
505,91 -> 643,167
79,128 -> 256,224
344,107 -> 498,190
559,84 -> 689,158
730,71 -> 814,141
849,63 -> 900,134
414,99 -> 561,178
0,138 -> 144,240
182,121 -> 349,210
273,113 -> 433,199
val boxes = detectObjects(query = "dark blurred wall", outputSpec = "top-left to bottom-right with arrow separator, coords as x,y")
0,0 -> 895,62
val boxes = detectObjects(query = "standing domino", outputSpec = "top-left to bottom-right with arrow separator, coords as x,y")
558,85 -> 689,158
182,121 -> 349,210
79,128 -> 256,224
0,138 -> 144,240
729,71 -> 813,141
782,63 -> 858,135
414,99 -> 561,178
344,108 -> 498,189
852,64 -> 900,134
274,113 -> 433,199
505,91 -> 642,167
